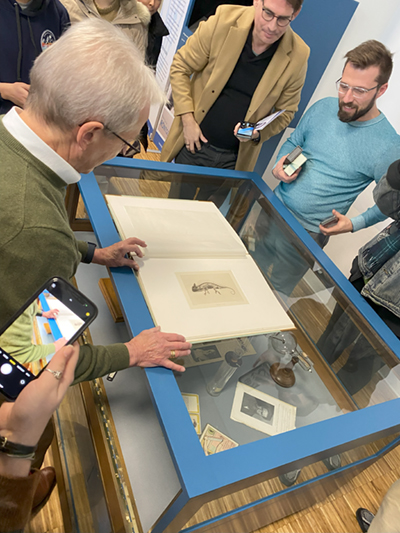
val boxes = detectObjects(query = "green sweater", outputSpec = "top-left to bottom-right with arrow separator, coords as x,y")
0,120 -> 129,383
0,301 -> 55,363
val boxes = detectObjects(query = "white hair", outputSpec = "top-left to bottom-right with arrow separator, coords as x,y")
26,19 -> 165,133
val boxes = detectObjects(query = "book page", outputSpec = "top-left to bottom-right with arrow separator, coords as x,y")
137,255 -> 293,342
106,195 -> 246,259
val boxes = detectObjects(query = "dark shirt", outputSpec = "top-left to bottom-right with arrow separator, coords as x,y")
200,27 -> 280,151
146,11 -> 169,68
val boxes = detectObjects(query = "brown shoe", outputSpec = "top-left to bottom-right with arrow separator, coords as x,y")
31,466 -> 57,515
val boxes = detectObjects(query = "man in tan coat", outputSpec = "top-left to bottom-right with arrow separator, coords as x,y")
162,0 -> 309,201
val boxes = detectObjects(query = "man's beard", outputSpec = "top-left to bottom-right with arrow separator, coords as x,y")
338,96 -> 376,123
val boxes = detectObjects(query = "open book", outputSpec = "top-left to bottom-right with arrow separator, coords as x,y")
106,195 -> 293,343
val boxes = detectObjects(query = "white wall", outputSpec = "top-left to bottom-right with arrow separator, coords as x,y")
262,0 -> 400,276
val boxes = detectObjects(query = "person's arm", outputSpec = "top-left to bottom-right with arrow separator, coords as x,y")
169,10 -> 220,151
272,103 -> 310,183
326,149 -> 400,235
72,326 -> 192,384
0,345 -> 79,532
0,82 -> 30,108
77,237 -> 148,271
350,148 -> 400,231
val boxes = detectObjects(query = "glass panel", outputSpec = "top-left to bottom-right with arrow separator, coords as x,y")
93,165 -> 246,213
92,164 -> 400,453
182,432 -> 400,530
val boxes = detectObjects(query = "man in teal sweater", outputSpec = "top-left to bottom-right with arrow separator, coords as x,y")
0,18 -> 191,506
255,40 -> 400,296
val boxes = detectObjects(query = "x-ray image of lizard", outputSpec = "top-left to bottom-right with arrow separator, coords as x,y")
192,282 -> 236,295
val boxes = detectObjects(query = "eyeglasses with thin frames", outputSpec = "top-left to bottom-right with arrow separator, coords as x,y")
105,127 -> 141,157
336,78 -> 380,100
78,122 -> 141,157
261,0 -> 293,27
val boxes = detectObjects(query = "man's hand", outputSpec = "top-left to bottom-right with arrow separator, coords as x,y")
0,82 -> 30,108
272,153 -> 302,184
0,344 -> 79,477
54,337 -> 67,352
319,210 -> 353,235
92,238 -> 147,271
181,112 -> 207,153
233,122 -> 260,143
125,326 -> 191,372
42,309 -> 59,319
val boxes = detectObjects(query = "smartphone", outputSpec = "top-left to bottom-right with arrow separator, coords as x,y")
0,277 -> 97,400
283,145 -> 303,166
236,121 -> 255,139
320,214 -> 339,228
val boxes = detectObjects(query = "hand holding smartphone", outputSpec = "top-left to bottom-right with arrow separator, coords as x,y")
282,145 -> 307,177
236,121 -> 255,139
0,278 -> 97,400
320,214 -> 339,228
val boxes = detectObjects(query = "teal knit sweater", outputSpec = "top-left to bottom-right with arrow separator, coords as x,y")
275,97 -> 400,233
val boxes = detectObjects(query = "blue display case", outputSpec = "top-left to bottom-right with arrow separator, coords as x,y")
76,157 -> 400,533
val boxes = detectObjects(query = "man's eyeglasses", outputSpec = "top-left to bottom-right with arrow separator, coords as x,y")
105,127 -> 141,157
261,1 -> 293,27
336,79 -> 380,100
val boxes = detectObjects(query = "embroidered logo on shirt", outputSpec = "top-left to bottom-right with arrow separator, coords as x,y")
40,30 -> 56,51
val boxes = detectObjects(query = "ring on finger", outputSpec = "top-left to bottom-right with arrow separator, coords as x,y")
170,350 -> 176,358
46,368 -> 63,380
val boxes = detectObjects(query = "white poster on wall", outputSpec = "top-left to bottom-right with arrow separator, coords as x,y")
149,0 -> 193,140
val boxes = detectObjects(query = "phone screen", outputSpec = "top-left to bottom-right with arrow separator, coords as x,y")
237,122 -> 255,139
0,277 -> 97,400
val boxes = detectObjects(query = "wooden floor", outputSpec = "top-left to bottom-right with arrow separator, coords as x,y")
28,138 -> 400,533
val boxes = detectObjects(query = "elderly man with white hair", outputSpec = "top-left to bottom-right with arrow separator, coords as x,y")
0,18 -> 191,512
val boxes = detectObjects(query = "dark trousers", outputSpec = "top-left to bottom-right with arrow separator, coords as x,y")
252,211 -> 329,296
317,260 -> 400,395
169,142 -> 238,207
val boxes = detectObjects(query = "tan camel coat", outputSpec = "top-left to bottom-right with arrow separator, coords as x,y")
161,4 -> 309,172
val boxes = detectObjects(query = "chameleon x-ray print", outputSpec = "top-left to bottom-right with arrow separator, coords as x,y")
176,271 -> 248,309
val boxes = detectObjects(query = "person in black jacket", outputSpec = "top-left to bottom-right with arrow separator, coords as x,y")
139,0 -> 169,67
0,0 -> 69,114
137,0 -> 169,150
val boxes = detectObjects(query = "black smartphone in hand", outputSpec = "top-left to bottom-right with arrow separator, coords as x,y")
0,277 -> 97,400
236,122 -> 255,139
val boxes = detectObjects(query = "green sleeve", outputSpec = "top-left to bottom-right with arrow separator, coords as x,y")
73,343 -> 130,384
77,240 -> 89,263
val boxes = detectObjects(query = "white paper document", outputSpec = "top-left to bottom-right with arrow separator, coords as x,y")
231,382 -> 297,436
254,109 -> 286,131
106,195 -> 293,342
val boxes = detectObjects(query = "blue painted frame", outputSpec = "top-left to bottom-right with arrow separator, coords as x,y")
38,292 -> 62,340
78,158 -> 400,531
